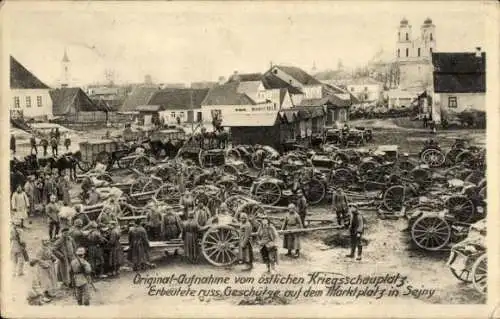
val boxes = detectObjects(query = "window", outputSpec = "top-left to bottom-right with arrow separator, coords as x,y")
179,112 -> 185,118
25,96 -> 31,108
170,112 -> 176,118
398,32 -> 400,39
13,97 -> 20,108
397,49 -> 400,57
405,33 -> 409,41
448,96 -> 458,108
273,69 -> 278,75
37,96 -> 42,107
417,48 -> 421,57
364,86 -> 368,91
406,48 -> 409,57
430,33 -> 433,41
273,103 -> 277,110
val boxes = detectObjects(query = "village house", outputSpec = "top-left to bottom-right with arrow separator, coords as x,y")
10,56 -> 53,120
49,87 -> 110,123
121,85 -> 159,112
345,77 -> 384,104
430,48 -> 486,123
137,88 -> 209,125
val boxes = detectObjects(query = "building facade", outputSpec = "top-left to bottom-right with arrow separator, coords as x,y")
10,56 -> 53,119
346,77 -> 383,104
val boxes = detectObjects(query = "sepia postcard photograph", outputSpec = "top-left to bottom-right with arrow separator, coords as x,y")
0,1 -> 498,318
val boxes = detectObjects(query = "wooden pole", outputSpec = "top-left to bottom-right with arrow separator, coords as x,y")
277,225 -> 343,235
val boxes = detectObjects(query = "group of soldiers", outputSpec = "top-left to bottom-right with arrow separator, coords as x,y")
10,128 -> 71,158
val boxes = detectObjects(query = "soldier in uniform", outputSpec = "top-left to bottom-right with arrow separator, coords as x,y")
346,206 -> 365,261
72,205 -> 91,229
53,227 -> 76,287
295,190 -> 308,227
10,218 -> 27,276
70,247 -> 92,306
162,208 -> 183,240
238,213 -> 253,270
182,212 -> 200,263
257,215 -> 279,273
40,136 -> 49,157
282,204 -> 304,258
45,194 -> 60,240
69,219 -> 87,250
179,190 -> 194,221
193,199 -> 211,228
30,133 -> 38,155
12,185 -> 30,228
86,222 -> 107,279
128,220 -> 151,271
332,187 -> 349,226
145,204 -> 163,241
107,221 -> 123,277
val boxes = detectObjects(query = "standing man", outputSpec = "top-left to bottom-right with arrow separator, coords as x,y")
86,222 -> 107,279
238,213 -> 253,271
422,114 -> 428,128
10,219 -> 28,276
179,190 -> 194,221
257,215 -> 279,273
40,136 -> 49,157
107,221 -> 123,277
11,185 -> 30,228
69,219 -> 87,250
64,131 -> 71,151
70,247 -> 92,306
72,205 -> 91,229
50,134 -> 58,157
332,187 -> 349,227
127,220 -> 150,271
30,133 -> 38,155
282,204 -> 304,258
53,228 -> 77,287
46,194 -> 60,240
86,186 -> 100,206
24,176 -> 36,217
145,204 -> 162,241
346,206 -> 364,261
10,134 -> 16,155
295,190 -> 308,227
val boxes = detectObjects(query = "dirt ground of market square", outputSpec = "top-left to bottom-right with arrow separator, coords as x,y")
8,118 -> 486,307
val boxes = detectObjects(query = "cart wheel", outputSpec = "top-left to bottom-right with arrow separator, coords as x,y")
236,202 -> 265,220
410,215 -> 451,251
382,185 -> 408,211
478,186 -> 486,200
250,151 -> 264,169
421,149 -> 445,168
445,195 -> 475,223
96,173 -> 113,183
411,168 -> 431,185
450,267 -> 473,283
132,156 -> 151,173
455,151 -> 474,166
398,160 -> 416,172
254,181 -> 282,206
445,148 -> 462,165
332,168 -> 354,187
96,151 -> 111,166
117,156 -> 132,169
303,178 -> 326,205
224,195 -> 250,215
471,254 -> 487,295
332,152 -> 349,164
359,161 -> 377,178
201,225 -> 240,267
77,161 -> 92,173
130,178 -> 148,194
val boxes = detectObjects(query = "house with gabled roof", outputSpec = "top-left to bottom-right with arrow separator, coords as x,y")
431,48 -> 486,123
121,86 -> 159,112
50,87 -> 110,122
10,56 -> 53,119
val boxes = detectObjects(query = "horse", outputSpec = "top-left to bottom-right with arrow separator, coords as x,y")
39,152 -> 82,180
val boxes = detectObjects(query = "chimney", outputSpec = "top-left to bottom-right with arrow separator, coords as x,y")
475,47 -> 482,58
218,76 -> 226,85
232,70 -> 240,82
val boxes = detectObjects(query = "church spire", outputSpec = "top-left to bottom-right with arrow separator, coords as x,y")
62,48 -> 70,62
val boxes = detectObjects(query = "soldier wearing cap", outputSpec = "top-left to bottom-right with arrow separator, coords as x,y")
282,203 -> 304,258
145,202 -> 162,241
346,205 -> 364,261
72,204 -> 90,229
53,227 -> 76,287
70,219 -> 87,249
238,213 -> 253,270
10,218 -> 27,276
332,187 -> 349,227
45,194 -> 60,240
86,222 -> 107,278
70,247 -> 92,305
182,212 -> 200,263
11,185 -> 30,228
107,220 -> 123,277
294,189 -> 308,227
257,214 -> 279,272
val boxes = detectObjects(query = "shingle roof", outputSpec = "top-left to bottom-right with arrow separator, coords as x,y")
202,82 -> 256,106
148,88 -> 209,110
121,86 -> 159,111
273,65 -> 322,86
432,52 -> 486,93
10,56 -> 50,89
50,88 -> 106,115
222,112 -> 279,127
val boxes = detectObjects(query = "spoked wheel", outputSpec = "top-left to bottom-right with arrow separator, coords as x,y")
303,178 -> 326,205
77,161 -> 92,173
332,152 -> 349,165
153,183 -> 181,204
254,181 -> 282,206
226,148 -> 241,161
445,195 -> 475,223
224,195 -> 250,215
479,186 -> 486,200
132,156 -> 151,173
130,178 -> 148,194
410,168 -> 431,186
201,225 -> 240,267
471,254 -> 487,295
332,168 -> 354,187
410,215 -> 451,251
421,149 -> 445,168
450,267 -> 473,283
358,161 -> 377,178
455,151 -> 475,167
445,148 -> 463,166
383,185 -> 414,212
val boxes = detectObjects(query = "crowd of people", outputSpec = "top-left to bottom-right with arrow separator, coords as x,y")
10,154 -> 365,307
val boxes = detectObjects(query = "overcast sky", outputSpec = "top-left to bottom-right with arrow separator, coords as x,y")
5,1 -> 491,86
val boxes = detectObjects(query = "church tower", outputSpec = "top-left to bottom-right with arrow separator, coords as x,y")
61,49 -> 70,88
420,18 -> 436,58
396,18 -> 412,61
